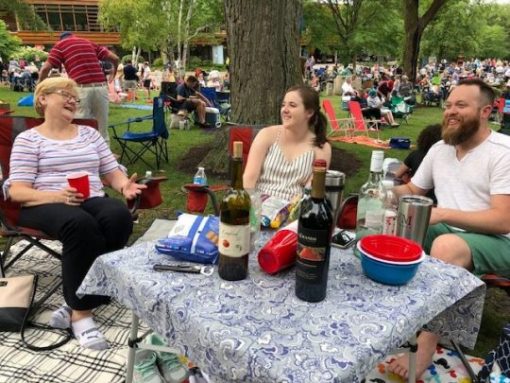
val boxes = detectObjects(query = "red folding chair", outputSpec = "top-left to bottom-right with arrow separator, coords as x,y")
322,99 -> 354,138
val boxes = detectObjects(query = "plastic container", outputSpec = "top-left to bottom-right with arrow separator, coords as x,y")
359,234 -> 422,263
360,249 -> 421,285
193,167 -> 207,186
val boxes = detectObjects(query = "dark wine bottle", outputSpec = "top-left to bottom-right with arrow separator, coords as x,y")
218,141 -> 251,281
295,159 -> 333,302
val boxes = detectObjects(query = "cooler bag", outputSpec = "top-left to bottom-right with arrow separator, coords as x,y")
389,137 -> 411,149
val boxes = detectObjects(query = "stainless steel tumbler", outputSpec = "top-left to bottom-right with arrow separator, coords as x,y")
325,170 -> 346,225
396,195 -> 433,246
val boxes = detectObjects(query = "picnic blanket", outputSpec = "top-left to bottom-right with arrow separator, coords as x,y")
0,240 -> 150,383
329,134 -> 390,149
364,346 -> 485,382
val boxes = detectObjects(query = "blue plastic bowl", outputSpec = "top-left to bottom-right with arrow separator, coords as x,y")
360,251 -> 421,285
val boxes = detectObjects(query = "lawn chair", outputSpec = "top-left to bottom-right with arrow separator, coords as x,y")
0,115 -> 167,309
390,95 -> 413,124
348,100 -> 382,140
322,99 -> 353,138
182,125 -> 261,215
109,96 -> 169,169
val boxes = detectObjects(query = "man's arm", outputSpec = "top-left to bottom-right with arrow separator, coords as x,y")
431,194 -> 510,235
38,61 -> 53,82
104,51 -> 119,83
393,181 -> 428,198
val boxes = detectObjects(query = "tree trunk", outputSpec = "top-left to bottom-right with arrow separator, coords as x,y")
200,0 -> 302,174
225,0 -> 302,125
402,0 -> 449,83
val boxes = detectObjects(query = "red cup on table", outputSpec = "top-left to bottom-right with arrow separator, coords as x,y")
258,221 -> 298,275
66,171 -> 90,199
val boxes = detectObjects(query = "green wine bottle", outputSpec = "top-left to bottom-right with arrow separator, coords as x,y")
218,141 -> 251,281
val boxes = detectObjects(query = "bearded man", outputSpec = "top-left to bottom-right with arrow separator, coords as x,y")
388,78 -> 510,380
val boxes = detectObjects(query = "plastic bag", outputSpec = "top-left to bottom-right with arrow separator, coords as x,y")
155,214 -> 219,264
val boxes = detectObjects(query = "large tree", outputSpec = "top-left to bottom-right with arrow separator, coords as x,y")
401,0 -> 449,81
200,0 -> 302,173
224,0 -> 302,125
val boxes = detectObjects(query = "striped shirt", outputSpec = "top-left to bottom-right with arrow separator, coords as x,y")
8,125 -> 119,198
47,36 -> 109,85
256,130 -> 315,201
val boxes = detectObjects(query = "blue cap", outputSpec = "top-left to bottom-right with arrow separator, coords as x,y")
368,89 -> 377,97
60,31 -> 73,40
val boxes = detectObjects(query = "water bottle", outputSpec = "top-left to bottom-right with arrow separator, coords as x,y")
145,170 -> 152,179
193,167 -> 207,186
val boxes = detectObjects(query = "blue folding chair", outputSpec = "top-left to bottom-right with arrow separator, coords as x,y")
109,97 -> 169,169
200,87 -> 231,122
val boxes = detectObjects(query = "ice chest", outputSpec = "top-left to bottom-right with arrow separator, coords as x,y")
205,107 -> 221,128
389,137 -> 411,149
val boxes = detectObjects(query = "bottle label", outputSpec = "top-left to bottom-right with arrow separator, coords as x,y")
219,223 -> 250,257
193,176 -> 206,185
383,209 -> 397,235
296,226 -> 330,283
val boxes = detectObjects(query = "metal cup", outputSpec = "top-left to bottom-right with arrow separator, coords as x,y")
396,195 -> 433,246
325,170 -> 346,225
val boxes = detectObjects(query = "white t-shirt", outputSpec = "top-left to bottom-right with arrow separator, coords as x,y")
341,81 -> 355,96
412,131 -> 510,236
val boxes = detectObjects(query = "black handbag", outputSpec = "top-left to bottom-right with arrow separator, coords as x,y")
0,275 -> 72,351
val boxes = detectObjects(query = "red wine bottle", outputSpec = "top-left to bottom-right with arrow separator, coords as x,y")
295,159 -> 333,302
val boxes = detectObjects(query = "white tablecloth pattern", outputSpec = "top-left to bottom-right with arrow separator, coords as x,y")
78,232 -> 485,383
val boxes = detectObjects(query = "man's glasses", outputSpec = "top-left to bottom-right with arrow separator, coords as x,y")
50,89 -> 80,103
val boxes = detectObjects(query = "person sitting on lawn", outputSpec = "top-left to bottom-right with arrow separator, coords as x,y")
388,78 -> 510,380
366,89 -> 399,127
243,85 -> 331,201
6,77 -> 147,350
176,75 -> 211,128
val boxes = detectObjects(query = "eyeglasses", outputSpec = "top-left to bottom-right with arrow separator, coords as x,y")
50,89 -> 80,103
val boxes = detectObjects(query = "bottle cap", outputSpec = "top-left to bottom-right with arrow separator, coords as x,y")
313,159 -> 327,168
233,141 -> 243,158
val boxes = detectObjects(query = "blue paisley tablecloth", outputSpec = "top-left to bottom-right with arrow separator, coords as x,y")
78,233 -> 485,383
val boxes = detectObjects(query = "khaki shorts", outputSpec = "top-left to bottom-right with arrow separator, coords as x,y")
424,223 -> 510,277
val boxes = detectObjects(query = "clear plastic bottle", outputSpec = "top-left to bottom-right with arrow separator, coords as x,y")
193,167 -> 207,186
145,170 -> 153,179
355,150 -> 386,241
382,180 -> 398,235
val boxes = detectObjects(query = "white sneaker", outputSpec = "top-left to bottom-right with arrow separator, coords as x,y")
133,349 -> 165,383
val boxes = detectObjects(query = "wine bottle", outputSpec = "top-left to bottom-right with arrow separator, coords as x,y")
218,141 -> 251,281
355,150 -> 385,241
295,159 -> 333,302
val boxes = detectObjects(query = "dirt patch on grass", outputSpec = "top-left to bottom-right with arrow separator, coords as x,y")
178,145 -> 361,177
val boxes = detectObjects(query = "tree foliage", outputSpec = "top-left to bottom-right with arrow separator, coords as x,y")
0,0 -> 46,30
99,0 -> 224,69
10,45 -> 47,62
0,20 -> 21,62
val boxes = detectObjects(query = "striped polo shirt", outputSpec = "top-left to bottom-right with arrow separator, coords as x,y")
47,36 -> 109,85
256,129 -> 315,201
8,125 -> 119,198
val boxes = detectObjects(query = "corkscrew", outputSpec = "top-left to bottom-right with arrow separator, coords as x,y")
153,263 -> 214,276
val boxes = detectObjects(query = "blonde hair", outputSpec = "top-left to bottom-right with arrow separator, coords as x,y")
34,77 -> 78,116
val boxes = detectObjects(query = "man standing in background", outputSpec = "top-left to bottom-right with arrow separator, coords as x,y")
39,32 -> 119,143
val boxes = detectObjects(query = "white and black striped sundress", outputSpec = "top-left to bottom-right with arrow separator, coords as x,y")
256,130 -> 315,201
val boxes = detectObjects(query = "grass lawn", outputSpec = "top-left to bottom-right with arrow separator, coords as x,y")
0,85 -> 508,358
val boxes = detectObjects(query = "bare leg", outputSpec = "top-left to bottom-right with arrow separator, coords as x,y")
196,100 -> 206,124
71,309 -> 93,322
388,331 -> 439,379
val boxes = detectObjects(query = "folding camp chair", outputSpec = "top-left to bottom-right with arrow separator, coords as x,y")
390,95 -> 413,124
109,96 -> 169,169
348,100 -> 382,140
200,87 -> 231,122
322,99 -> 354,138
0,115 -> 167,308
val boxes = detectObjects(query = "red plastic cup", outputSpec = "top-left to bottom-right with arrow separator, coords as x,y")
258,223 -> 298,275
66,171 -> 90,199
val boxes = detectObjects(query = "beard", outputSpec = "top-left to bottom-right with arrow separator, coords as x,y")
442,114 -> 480,146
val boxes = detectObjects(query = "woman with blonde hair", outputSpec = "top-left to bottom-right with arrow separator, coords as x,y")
6,77 -> 146,350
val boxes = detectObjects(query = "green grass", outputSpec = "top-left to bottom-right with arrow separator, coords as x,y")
1,85 -> 508,358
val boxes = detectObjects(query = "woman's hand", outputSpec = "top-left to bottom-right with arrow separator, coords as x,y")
121,173 -> 147,200
61,186 -> 84,206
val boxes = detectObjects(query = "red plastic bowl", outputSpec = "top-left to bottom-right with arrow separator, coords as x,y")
360,234 -> 422,263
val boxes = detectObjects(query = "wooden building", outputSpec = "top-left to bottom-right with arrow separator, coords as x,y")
1,0 -> 120,46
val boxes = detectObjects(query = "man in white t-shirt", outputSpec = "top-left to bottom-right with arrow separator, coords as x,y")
388,78 -> 510,380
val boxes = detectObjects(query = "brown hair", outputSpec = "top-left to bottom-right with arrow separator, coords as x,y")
285,85 -> 328,148
457,78 -> 495,107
